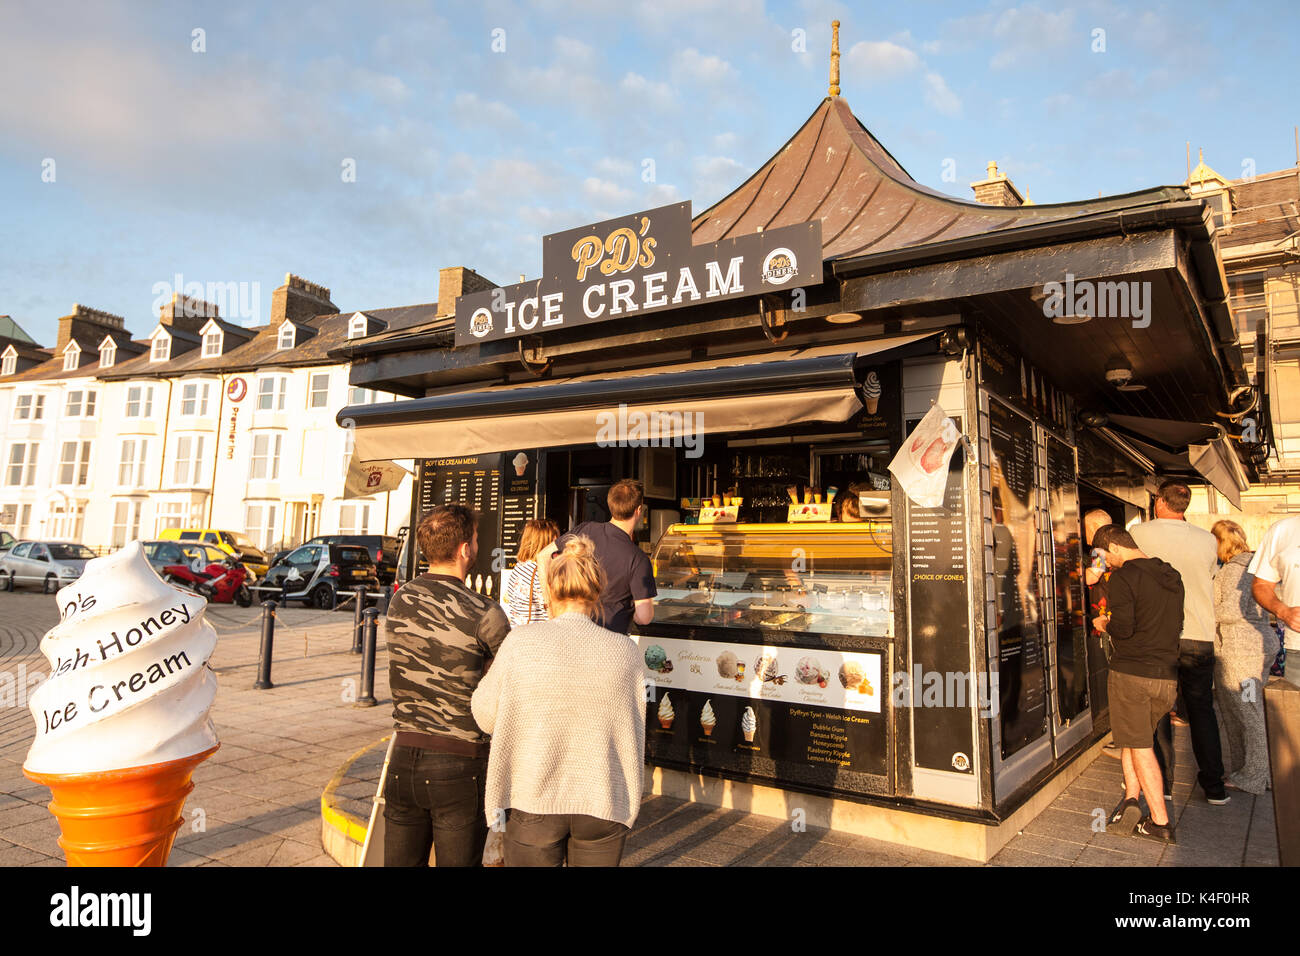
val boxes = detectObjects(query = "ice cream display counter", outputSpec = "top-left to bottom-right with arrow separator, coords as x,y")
638,522 -> 895,799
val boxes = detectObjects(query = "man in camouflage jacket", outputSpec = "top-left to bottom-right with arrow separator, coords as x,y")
383,504 -> 509,866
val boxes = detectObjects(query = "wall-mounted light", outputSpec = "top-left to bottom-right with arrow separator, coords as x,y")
825,311 -> 862,324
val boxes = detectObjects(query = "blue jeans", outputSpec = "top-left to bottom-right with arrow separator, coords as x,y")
1154,642 -> 1225,798
382,746 -> 487,867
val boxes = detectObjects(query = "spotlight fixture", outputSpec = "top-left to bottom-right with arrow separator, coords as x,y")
1105,358 -> 1134,387
825,311 -> 863,324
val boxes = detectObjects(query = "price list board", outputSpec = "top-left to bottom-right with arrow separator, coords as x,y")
416,454 -> 504,594
905,420 -> 974,774
987,399 -> 1047,759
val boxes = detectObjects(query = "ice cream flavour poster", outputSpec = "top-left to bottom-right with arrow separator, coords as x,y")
888,403 -> 965,509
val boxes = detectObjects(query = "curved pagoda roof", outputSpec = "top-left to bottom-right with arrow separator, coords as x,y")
691,95 -> 1188,262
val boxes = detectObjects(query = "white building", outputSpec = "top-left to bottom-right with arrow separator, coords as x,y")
0,273 -> 445,552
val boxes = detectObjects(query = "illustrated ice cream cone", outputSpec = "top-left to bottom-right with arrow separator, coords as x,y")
741,706 -> 756,743
22,541 -> 219,867
700,699 -> 716,736
864,370 -> 882,415
657,692 -> 674,730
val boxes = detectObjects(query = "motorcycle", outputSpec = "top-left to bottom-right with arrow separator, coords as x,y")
163,556 -> 254,607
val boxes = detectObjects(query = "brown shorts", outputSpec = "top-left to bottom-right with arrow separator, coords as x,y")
1108,670 -> 1177,749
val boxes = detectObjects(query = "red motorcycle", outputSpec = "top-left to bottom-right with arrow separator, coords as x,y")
163,555 -> 254,607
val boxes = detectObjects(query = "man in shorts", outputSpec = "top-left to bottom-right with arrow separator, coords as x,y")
1091,524 -> 1182,843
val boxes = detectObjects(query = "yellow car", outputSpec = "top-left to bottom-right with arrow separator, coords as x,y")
157,528 -> 270,579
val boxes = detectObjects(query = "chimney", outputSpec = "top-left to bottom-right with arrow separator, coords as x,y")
159,292 -> 220,336
437,267 -> 498,317
56,304 -> 126,353
271,273 -> 337,326
970,160 -> 1024,207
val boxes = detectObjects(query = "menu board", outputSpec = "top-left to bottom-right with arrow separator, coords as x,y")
905,424 -> 974,774
417,454 -> 504,595
499,449 -> 539,573
1047,436 -> 1089,722
987,399 -> 1047,759
978,326 -> 1072,435
640,635 -> 887,779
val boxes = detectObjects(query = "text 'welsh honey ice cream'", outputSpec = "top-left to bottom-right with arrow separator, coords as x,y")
22,541 -> 220,867
24,541 -> 219,775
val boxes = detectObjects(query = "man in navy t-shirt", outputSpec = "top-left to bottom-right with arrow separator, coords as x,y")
540,478 -> 656,634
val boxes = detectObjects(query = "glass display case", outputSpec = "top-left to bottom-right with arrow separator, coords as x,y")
650,523 -> 893,637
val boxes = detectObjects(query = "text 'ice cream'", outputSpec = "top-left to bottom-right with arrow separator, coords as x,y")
24,541 -> 219,776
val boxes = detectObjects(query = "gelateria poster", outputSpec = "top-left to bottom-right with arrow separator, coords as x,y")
637,635 -> 881,714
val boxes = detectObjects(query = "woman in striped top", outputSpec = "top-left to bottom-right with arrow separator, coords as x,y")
504,519 -> 560,626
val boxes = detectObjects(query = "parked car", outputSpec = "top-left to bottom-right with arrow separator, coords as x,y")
142,540 -> 237,582
157,528 -> 270,579
261,543 -> 381,608
271,535 -> 399,585
1,541 -> 97,592
0,530 -> 15,553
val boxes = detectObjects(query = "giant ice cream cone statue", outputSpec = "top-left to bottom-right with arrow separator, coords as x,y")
22,541 -> 219,866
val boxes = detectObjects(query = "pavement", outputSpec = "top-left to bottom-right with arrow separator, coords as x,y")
0,590 -> 1281,867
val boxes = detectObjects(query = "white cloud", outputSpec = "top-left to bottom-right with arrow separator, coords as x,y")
671,47 -> 739,86
620,72 -> 676,112
451,91 -> 518,128
582,176 -> 636,209
989,5 -> 1077,69
922,72 -> 962,117
349,67 -> 411,104
693,154 -> 749,204
845,40 -> 922,79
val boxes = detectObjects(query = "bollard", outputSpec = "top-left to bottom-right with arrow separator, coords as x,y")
352,586 -> 367,653
356,607 -> 379,707
253,601 -> 277,690
378,583 -> 392,616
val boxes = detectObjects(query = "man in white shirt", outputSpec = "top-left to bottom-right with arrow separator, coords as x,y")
1248,514 -> 1300,680
1129,479 -> 1228,805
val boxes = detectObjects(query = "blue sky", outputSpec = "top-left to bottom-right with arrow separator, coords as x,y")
2,0 -> 1297,345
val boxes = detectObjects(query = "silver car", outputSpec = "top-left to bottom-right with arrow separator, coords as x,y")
0,541 -> 96,593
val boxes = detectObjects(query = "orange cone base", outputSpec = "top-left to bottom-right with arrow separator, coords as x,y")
24,744 -> 219,867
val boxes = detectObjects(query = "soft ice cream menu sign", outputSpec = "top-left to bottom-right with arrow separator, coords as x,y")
639,635 -> 887,781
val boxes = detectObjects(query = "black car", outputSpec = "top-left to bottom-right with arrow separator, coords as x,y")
262,543 -> 381,608
271,534 -> 399,585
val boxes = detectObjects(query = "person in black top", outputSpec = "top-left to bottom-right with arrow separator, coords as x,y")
540,479 -> 656,634
1091,524 -> 1182,844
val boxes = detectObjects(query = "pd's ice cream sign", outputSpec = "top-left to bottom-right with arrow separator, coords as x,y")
454,201 -> 823,347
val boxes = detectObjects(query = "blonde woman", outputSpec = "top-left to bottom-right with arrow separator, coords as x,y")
503,519 -> 560,626
1211,519 -> 1279,793
471,535 -> 645,866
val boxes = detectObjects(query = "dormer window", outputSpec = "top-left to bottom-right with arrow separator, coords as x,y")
151,333 -> 171,363
1,346 -> 16,377
203,329 -> 222,358
99,341 -> 116,368
277,321 -> 296,350
348,314 -> 368,340
62,342 -> 81,372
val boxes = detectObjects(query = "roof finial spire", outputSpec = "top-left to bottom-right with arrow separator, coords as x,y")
829,20 -> 841,97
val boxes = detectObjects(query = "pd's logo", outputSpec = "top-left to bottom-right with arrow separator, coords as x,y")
366,468 -> 383,489
469,308 -> 493,339
761,247 -> 798,285
227,377 -> 248,403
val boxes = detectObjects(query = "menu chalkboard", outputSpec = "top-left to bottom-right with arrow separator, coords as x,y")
905,421 -> 974,774
1047,436 -> 1089,722
987,399 -> 1047,759
417,454 -> 504,596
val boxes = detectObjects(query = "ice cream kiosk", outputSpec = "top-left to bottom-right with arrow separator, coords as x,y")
339,80 -> 1257,860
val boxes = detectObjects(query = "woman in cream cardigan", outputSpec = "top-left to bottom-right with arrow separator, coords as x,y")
471,534 -> 646,866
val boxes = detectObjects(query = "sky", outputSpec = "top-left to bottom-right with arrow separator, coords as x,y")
1,0 -> 1297,345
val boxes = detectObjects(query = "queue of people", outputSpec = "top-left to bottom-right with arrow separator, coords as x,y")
381,480 -> 654,867
1090,479 -> 1291,845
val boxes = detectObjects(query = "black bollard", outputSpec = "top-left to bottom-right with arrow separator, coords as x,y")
356,607 -> 379,707
378,582 -> 392,616
254,601 -> 277,690
352,586 -> 367,653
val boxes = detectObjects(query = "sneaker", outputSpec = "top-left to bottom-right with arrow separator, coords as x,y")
1133,815 -> 1177,844
1206,792 -> 1231,806
1108,796 -> 1142,830
1101,741 -> 1121,758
